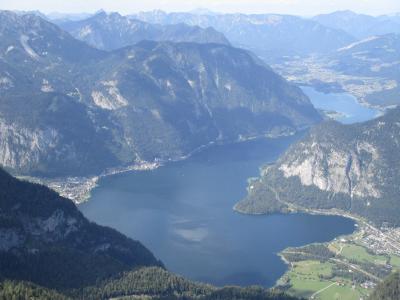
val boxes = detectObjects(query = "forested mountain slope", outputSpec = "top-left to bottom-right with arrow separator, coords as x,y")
369,272 -> 400,300
0,168 -> 162,290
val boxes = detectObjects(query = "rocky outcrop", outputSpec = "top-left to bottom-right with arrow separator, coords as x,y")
0,119 -> 59,172
278,138 -> 381,198
237,108 -> 400,226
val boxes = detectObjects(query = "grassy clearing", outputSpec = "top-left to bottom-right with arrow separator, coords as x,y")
286,260 -> 368,300
339,244 -> 387,265
285,260 -> 332,297
389,255 -> 400,269
293,260 -> 333,277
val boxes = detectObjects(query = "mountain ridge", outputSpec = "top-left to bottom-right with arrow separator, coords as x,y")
0,10 -> 321,178
59,11 -> 231,51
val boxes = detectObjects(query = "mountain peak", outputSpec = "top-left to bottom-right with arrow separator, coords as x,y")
189,8 -> 218,15
94,9 -> 106,16
333,10 -> 357,15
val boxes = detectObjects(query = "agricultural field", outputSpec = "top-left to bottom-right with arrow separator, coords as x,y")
278,227 -> 400,300
282,260 -> 369,300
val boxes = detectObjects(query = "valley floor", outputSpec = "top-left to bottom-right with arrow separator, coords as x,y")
272,56 -> 398,109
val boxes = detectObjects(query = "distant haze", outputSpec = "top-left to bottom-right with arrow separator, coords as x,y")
0,0 -> 399,16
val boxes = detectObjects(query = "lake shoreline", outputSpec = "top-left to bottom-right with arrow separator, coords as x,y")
233,203 -> 361,287
23,129 -> 300,204
237,203 -> 400,295
25,85 -> 383,204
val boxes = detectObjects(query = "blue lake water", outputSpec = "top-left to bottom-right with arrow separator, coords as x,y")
80,134 -> 355,287
301,86 -> 380,124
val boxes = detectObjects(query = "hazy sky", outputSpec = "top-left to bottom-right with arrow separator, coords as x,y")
0,0 -> 399,16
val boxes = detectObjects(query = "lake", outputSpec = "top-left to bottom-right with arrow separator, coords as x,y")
301,86 -> 380,124
80,134 -> 355,287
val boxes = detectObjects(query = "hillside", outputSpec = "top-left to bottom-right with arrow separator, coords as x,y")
330,33 -> 400,106
0,269 -> 300,300
0,168 -> 162,290
313,10 -> 400,39
333,34 -> 400,78
235,107 -> 400,226
59,11 -> 230,51
0,281 -> 69,300
369,272 -> 400,300
0,11 -> 321,178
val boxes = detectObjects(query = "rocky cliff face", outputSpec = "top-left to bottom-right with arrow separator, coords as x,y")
236,108 -> 400,226
0,11 -> 321,177
278,125 -> 382,198
0,119 -> 59,172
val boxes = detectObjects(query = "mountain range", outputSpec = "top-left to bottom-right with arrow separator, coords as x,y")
132,10 -> 356,62
1,7 -> 400,300
0,10 -> 321,178
58,11 -> 230,51
235,107 -> 400,227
